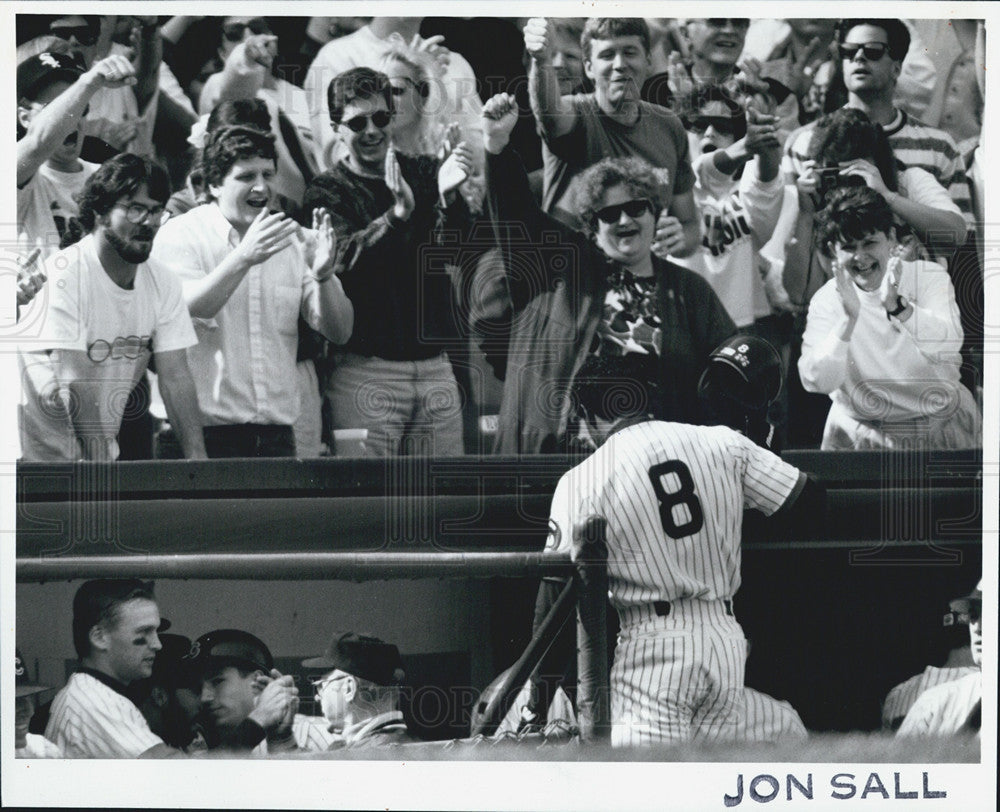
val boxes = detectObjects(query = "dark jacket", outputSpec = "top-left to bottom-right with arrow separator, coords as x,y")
474,146 -> 735,454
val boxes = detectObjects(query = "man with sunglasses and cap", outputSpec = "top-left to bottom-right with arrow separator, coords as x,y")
47,15 -> 163,159
15,649 -> 62,758
44,579 -> 184,758
188,629 -> 300,754
19,153 -> 206,462
303,632 -> 416,749
898,579 -> 983,738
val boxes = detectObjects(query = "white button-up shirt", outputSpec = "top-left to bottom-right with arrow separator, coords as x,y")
153,203 -> 328,426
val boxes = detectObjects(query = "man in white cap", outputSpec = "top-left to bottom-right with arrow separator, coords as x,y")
898,579 -> 982,737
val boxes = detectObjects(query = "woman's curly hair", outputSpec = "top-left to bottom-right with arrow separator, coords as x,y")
574,157 -> 664,238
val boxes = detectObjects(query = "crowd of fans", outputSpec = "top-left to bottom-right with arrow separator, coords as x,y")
14,14 -> 984,459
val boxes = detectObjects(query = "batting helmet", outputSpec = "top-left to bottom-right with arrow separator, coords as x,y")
697,335 -> 783,446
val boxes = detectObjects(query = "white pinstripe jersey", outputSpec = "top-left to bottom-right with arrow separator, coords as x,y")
546,421 -> 802,610
45,672 -> 164,758
734,688 -> 809,743
897,672 -> 981,737
882,665 -> 980,730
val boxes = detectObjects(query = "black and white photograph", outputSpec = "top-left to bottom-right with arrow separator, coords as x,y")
2,2 -> 995,809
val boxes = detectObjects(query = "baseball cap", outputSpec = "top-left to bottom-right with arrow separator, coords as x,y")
15,649 -> 52,698
17,51 -> 83,102
948,579 -> 982,619
188,629 -> 273,675
302,632 -> 405,686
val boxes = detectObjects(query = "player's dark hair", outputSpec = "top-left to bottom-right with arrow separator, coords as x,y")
207,98 -> 271,135
570,354 -> 655,424
72,579 -> 157,659
581,18 -> 651,59
575,156 -> 663,239
814,186 -> 896,257
327,67 -> 394,126
64,154 -> 170,247
835,18 -> 911,62
808,107 -> 898,192
200,124 -> 277,191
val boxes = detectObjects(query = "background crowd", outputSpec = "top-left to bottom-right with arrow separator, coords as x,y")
14,14 -> 984,458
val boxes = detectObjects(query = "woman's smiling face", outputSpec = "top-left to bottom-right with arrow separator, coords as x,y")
833,229 -> 894,292
594,183 -> 657,266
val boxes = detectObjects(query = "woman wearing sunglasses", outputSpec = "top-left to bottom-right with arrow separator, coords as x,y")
473,93 -> 735,455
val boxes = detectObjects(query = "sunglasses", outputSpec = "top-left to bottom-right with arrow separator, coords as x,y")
341,110 -> 393,132
705,19 -> 750,30
689,115 -> 741,136
838,42 -> 890,62
50,25 -> 99,46
222,18 -> 271,42
390,77 -> 430,100
595,198 -> 654,224
116,202 -> 170,226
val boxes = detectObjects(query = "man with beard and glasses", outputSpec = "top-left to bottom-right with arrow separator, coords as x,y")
18,154 -> 206,461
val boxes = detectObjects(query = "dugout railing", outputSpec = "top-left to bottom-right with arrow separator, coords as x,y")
16,449 -> 982,733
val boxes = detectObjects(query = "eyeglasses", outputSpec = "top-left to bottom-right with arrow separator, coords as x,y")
309,673 -> 349,693
222,18 -> 271,43
390,77 -> 430,100
838,42 -> 890,62
50,24 -> 99,46
705,19 -> 751,30
116,202 -> 170,226
595,199 -> 654,224
340,110 -> 393,133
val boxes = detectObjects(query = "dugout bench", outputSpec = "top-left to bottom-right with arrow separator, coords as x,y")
16,450 -> 982,734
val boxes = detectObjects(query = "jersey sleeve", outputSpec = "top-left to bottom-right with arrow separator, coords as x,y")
737,432 -> 802,515
49,688 -> 164,758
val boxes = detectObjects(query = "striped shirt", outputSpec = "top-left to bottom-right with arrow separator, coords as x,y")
733,688 -> 809,743
45,671 -> 163,758
897,671 -> 981,737
783,108 -> 973,230
547,421 -> 802,609
882,665 -> 980,730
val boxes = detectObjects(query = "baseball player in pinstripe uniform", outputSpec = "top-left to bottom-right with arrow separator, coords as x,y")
45,579 -> 177,758
734,688 -> 808,743
545,336 -> 824,747
882,592 -> 979,731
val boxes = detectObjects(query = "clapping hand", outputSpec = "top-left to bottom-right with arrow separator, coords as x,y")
652,211 -> 685,258
438,140 -> 473,198
309,207 -> 337,280
385,148 -> 415,221
833,256 -> 861,323
16,246 -> 45,308
237,208 -> 298,267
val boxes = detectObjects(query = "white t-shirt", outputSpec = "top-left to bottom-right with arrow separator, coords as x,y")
45,672 -> 165,758
15,733 -> 64,758
17,161 -> 99,261
19,234 -> 197,461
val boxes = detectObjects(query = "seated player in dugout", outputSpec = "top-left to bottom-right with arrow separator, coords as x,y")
523,336 -> 825,739
302,632 -> 418,749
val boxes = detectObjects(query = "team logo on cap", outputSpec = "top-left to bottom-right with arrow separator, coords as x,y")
15,656 -> 25,676
39,52 -> 61,69
185,641 -> 201,660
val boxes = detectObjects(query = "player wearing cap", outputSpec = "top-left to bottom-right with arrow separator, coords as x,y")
302,632 -> 417,749
898,580 -> 983,738
881,595 -> 979,731
189,629 -> 299,754
17,50 -> 134,260
545,334 -> 824,747
14,649 -> 62,758
134,633 -> 204,750
45,579 -> 182,758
